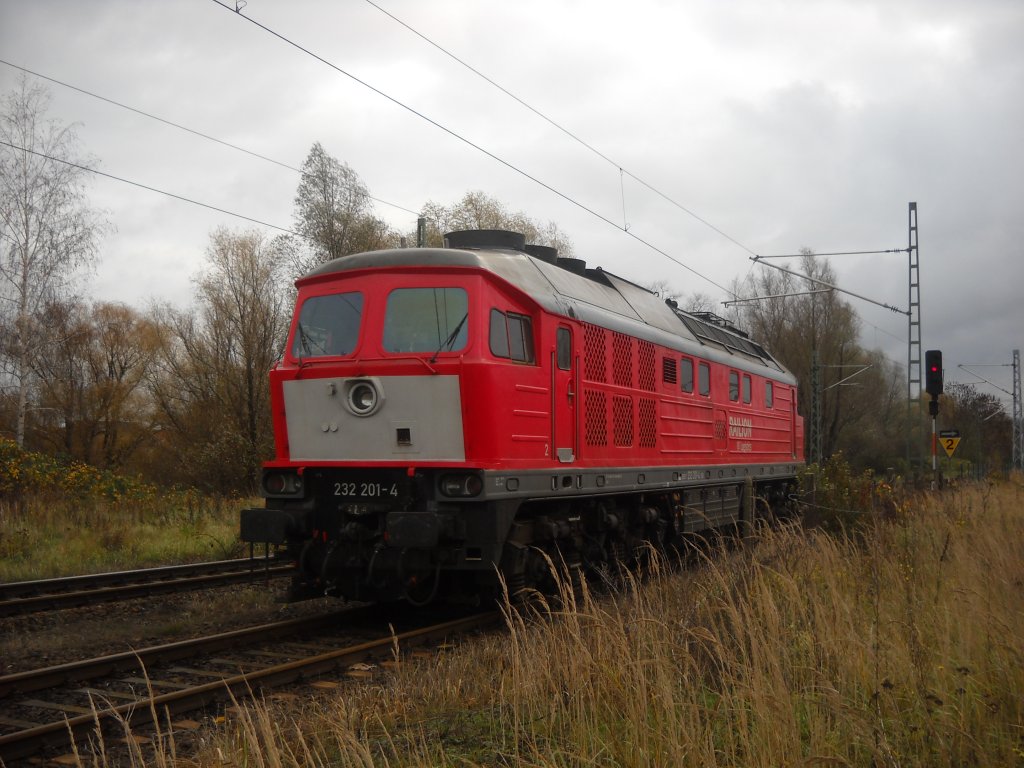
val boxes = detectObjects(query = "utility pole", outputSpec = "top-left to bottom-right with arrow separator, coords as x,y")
1013,349 -> 1022,473
907,202 -> 922,473
810,348 -> 822,463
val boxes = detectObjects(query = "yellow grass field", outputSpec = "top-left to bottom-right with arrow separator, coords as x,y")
173,478 -> 1022,767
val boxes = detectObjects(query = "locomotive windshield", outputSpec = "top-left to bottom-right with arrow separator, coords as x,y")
292,291 -> 364,358
383,287 -> 468,354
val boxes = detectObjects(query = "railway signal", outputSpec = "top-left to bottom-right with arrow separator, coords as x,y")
926,349 -> 943,488
925,349 -> 943,397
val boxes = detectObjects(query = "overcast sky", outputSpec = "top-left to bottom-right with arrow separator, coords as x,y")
2,0 -> 1022,408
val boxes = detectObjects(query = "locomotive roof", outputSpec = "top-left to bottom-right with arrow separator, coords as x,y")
302,246 -> 795,383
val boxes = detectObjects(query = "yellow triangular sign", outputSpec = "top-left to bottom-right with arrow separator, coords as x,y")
941,436 -> 961,457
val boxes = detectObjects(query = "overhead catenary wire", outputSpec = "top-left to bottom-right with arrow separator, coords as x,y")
0,139 -> 303,237
355,1 -> 930,354
360,0 -> 761,260
210,0 -> 737,297
748,254 -> 909,316
0,58 -> 421,218
754,248 -> 910,259
3,11 -> 906,319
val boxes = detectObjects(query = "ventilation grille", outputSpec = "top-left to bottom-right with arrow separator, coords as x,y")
714,417 -> 728,440
585,389 -> 607,446
613,395 -> 633,447
639,397 -> 657,448
612,332 -> 632,388
584,324 -> 606,383
661,356 -> 677,385
638,340 -> 656,391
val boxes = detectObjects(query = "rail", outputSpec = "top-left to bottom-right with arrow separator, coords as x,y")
0,557 -> 294,618
0,608 -> 501,762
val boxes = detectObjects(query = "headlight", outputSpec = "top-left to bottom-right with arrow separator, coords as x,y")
263,471 -> 303,497
439,473 -> 483,498
345,378 -> 384,416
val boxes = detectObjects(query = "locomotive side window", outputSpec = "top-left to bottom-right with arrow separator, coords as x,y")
729,371 -> 740,401
766,380 -> 774,408
490,309 -> 535,363
292,291 -> 364,358
698,362 -> 710,396
680,357 -> 694,393
556,327 -> 572,370
383,287 -> 468,353
742,374 -> 752,404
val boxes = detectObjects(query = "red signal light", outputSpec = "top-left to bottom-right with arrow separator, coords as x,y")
925,350 -> 943,396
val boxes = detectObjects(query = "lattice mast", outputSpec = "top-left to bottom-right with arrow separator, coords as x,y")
906,202 -> 922,468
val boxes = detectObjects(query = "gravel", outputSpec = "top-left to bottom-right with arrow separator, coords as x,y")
0,581 -> 336,675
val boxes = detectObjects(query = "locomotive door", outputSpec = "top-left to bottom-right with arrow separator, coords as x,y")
553,325 -> 576,463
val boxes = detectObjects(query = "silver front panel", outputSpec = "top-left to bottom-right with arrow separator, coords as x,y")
283,375 -> 465,462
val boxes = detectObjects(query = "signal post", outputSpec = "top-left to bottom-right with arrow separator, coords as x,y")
926,350 -> 943,489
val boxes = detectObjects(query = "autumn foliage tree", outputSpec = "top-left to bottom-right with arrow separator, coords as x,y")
149,228 -> 290,492
28,300 -> 157,468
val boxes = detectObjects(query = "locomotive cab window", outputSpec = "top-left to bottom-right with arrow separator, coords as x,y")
680,357 -> 694,393
698,362 -> 711,396
729,371 -> 740,401
766,380 -> 774,409
292,290 -> 364,358
742,374 -> 752,404
383,287 -> 468,354
490,309 -> 535,363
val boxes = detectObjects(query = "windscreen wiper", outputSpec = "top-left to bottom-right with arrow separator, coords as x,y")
429,313 -> 468,364
296,322 -> 327,357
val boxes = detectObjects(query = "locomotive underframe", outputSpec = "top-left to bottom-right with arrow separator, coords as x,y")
241,463 -> 798,605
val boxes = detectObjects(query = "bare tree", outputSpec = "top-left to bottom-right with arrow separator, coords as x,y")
150,228 -> 290,491
289,142 -> 397,274
0,75 -> 109,446
943,382 -> 1014,475
736,252 -> 868,461
418,190 -> 574,255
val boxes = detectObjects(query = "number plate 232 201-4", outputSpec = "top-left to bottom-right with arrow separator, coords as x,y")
333,481 -> 401,498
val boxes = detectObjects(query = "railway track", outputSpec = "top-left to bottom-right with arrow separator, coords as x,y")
0,557 -> 294,618
0,605 -> 501,763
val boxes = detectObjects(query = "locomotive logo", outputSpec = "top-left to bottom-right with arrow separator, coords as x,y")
728,416 -> 753,439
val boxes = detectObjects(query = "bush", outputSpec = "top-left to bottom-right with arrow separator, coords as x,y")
798,453 -> 910,531
0,438 -> 249,579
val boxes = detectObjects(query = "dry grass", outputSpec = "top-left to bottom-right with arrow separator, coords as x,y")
64,480 -> 1024,766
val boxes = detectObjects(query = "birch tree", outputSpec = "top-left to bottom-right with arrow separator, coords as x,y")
0,76 -> 108,446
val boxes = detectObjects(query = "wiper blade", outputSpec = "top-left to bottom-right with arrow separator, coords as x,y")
296,322 -> 326,357
430,313 -> 468,364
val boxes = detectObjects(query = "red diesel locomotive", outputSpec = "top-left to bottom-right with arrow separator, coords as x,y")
241,229 -> 804,604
